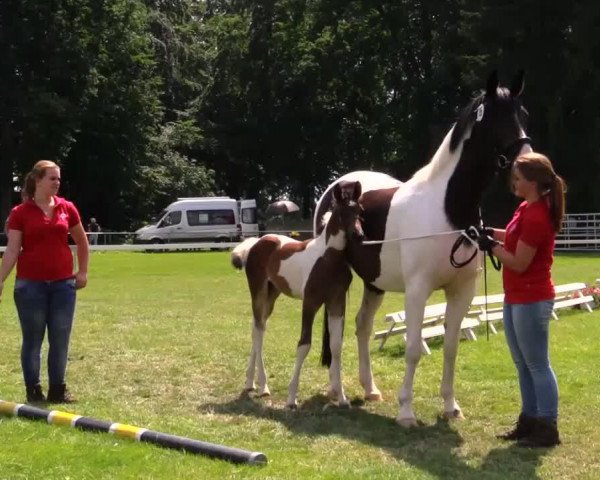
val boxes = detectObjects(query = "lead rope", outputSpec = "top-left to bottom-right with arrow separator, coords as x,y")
483,244 -> 490,340
476,207 -> 502,340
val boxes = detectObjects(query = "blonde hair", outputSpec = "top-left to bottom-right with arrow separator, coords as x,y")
23,160 -> 59,198
513,153 -> 566,233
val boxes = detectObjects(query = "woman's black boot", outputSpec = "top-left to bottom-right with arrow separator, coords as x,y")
496,413 -> 537,441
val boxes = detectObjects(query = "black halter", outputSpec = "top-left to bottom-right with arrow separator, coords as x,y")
496,136 -> 533,169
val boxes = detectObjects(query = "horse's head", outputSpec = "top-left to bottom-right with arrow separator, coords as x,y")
328,180 -> 364,243
445,71 -> 532,228
451,70 -> 532,174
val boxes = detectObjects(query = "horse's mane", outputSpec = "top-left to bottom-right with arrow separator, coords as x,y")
450,87 -> 513,151
410,87 -> 512,183
320,211 -> 332,228
410,127 -> 462,183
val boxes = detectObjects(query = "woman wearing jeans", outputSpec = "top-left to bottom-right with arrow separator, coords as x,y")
0,160 -> 89,403
476,152 -> 566,447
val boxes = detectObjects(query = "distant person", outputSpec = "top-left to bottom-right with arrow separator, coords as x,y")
0,160 -> 89,404
87,217 -> 101,245
474,152 -> 566,448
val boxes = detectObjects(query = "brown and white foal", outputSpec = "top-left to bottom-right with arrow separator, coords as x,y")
231,181 -> 362,408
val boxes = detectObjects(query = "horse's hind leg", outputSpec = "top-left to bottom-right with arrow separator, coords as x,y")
325,294 -> 349,408
286,303 -> 318,409
440,276 -> 476,419
245,281 -> 279,397
355,285 -> 385,401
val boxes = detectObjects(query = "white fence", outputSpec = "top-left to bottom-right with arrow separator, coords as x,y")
2,215 -> 600,253
556,213 -> 600,251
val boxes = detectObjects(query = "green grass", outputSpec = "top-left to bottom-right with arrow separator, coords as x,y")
1,251 -> 600,479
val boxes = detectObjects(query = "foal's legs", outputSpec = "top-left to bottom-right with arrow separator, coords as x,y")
439,276 -> 476,419
397,284 -> 430,427
325,294 -> 349,407
245,282 -> 279,396
355,285 -> 384,401
286,303 -> 319,409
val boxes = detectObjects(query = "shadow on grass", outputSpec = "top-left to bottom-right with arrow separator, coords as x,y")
200,392 -> 550,479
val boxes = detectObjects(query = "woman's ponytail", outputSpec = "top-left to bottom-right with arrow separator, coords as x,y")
549,173 -> 566,233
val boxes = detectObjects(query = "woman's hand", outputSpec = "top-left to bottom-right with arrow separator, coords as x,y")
75,271 -> 88,289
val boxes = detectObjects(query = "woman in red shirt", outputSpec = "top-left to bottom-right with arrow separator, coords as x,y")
0,160 -> 89,403
478,152 -> 566,448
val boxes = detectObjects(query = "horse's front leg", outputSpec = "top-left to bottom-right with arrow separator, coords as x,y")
397,286 -> 429,428
440,276 -> 477,419
355,285 -> 385,401
325,295 -> 349,408
286,303 -> 318,409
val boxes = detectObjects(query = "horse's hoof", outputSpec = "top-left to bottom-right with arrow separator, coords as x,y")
364,392 -> 383,402
243,387 -> 256,393
286,402 -> 298,410
442,409 -> 465,420
325,399 -> 351,410
396,416 -> 419,428
326,388 -> 339,400
257,390 -> 271,398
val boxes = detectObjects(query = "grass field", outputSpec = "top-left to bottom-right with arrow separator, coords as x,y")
1,251 -> 599,479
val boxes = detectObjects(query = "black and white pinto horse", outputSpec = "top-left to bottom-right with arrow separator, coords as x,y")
314,72 -> 532,427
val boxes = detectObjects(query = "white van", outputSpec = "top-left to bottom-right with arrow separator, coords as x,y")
135,197 -> 258,244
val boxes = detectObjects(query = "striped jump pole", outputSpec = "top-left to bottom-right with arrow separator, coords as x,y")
0,400 -> 266,465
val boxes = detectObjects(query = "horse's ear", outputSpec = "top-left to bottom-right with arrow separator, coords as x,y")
332,182 -> 342,203
486,70 -> 499,97
509,70 -> 525,97
353,181 -> 362,201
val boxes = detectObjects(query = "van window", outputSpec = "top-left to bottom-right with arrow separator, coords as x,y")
187,209 -> 235,226
158,210 -> 182,228
241,207 -> 257,224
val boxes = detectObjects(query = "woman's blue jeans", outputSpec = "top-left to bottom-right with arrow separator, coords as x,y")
503,300 -> 558,420
13,278 -> 77,387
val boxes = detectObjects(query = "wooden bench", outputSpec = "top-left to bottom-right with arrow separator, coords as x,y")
373,302 -> 480,354
375,282 -> 595,352
553,282 -> 594,316
470,283 -> 594,331
469,293 -> 505,334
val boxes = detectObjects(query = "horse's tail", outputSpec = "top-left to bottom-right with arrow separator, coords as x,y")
321,309 -> 332,367
231,237 -> 260,270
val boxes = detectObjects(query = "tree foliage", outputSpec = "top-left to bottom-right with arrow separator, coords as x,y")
1,0 -> 599,229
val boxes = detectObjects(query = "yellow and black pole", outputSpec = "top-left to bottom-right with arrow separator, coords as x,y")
0,400 -> 266,465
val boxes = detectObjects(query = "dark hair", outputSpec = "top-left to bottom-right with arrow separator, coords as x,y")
513,153 -> 566,233
23,160 -> 59,198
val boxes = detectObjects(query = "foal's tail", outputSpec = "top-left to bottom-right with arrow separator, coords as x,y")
231,237 -> 260,270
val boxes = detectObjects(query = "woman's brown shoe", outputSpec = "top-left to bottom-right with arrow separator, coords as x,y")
47,384 -> 77,403
496,413 -> 536,441
25,384 -> 46,403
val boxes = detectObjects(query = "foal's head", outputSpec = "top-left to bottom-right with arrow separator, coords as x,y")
325,180 -> 363,245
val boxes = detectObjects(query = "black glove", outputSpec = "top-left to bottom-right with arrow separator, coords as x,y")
466,225 -> 494,241
477,234 -> 498,252
477,226 -> 494,238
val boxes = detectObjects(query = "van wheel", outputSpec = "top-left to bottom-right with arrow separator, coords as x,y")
210,237 -> 225,251
151,238 -> 164,244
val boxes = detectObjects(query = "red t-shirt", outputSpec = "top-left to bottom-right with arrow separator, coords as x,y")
7,196 -> 81,281
502,200 -> 555,304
